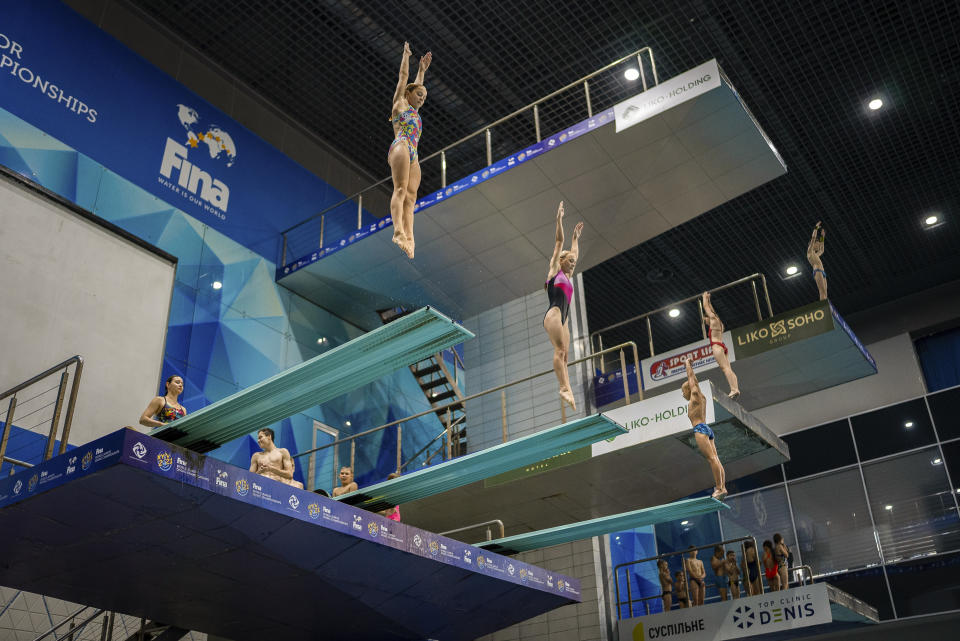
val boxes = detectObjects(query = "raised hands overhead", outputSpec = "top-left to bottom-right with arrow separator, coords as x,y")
572,221 -> 584,240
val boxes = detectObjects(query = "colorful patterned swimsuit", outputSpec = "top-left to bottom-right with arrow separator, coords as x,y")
389,106 -> 422,164
156,400 -> 185,423
544,270 -> 574,325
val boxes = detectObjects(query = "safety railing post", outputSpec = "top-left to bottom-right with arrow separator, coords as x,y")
441,150 -> 447,187
698,299 -> 707,339
533,104 -> 541,142
584,80 -> 593,118
357,193 -> 363,230
281,234 -> 287,267
44,371 -> 69,461
446,408 -> 453,460
637,53 -> 648,91
501,390 -> 508,443
751,280 -> 762,321
0,396 -> 16,472
98,614 -> 109,641
485,128 -> 492,166
597,335 -> 604,371
395,424 -> 402,473
58,360 -> 82,455
332,446 -> 339,492
646,317 -> 655,357
761,273 -> 773,317
625,573 -> 633,618
319,214 -> 325,249
350,440 -> 356,475
619,349 -> 630,405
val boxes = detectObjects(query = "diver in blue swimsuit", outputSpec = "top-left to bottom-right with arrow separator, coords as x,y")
680,356 -> 727,500
807,221 -> 827,300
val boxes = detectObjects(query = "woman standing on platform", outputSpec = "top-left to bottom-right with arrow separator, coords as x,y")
139,375 -> 187,428
762,539 -> 781,591
741,541 -> 762,596
807,221 -> 827,300
774,533 -> 790,590
542,201 -> 583,411
388,42 -> 431,259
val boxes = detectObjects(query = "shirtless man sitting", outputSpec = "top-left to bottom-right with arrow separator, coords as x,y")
681,356 -> 727,500
331,466 -> 359,497
684,547 -> 707,606
702,291 -> 740,400
711,545 -> 729,601
725,550 -> 741,599
249,428 -> 303,488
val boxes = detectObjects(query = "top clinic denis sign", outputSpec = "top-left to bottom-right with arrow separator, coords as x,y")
614,59 -> 721,133
731,300 -> 834,358
0,0 -> 335,256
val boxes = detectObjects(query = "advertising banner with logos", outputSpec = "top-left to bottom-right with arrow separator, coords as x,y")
0,428 -> 582,601
614,59 -> 722,133
640,332 -> 735,392
0,0 -> 341,256
593,382 -> 715,457
730,300 -> 834,359
619,583 -> 832,641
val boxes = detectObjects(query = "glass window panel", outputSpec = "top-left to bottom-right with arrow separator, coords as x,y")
783,420 -> 856,479
927,386 -> 960,441
788,468 -> 881,574
850,399 -> 936,461
861,447 -> 960,563
940,440 -> 960,496
724,465 -> 785,496
825,567 -> 895,620
719,485 -> 794,568
887,550 -> 960,618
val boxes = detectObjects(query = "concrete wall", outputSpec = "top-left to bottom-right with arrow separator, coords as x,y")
0,172 -> 174,446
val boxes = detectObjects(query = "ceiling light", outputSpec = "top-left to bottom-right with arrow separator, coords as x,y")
680,520 -> 689,526
932,457 -> 942,466
884,505 -> 893,511
211,281 -> 222,290
924,215 -> 939,226
624,68 -> 640,81
345,420 -> 351,427
668,308 -> 680,318
868,98 -> 883,110
785,265 -> 799,276
904,421 -> 914,428
317,337 -> 326,344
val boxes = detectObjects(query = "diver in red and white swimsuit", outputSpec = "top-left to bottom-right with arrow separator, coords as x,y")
703,291 -> 741,400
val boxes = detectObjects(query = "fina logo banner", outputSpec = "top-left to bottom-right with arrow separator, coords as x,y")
0,0 -> 340,256
614,59 -> 722,133
620,583 -> 832,641
593,381 -> 716,457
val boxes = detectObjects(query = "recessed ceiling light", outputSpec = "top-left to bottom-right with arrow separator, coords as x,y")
212,281 -> 222,290
668,308 -> 680,318
345,420 -> 351,427
785,265 -> 799,276
680,520 -> 689,525
317,337 -> 326,344
868,98 -> 883,110
624,68 -> 640,81
904,421 -> 914,428
924,214 -> 939,226
932,457 -> 942,465
884,505 -> 893,511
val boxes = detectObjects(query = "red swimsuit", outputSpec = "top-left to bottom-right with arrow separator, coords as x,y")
708,326 -> 728,355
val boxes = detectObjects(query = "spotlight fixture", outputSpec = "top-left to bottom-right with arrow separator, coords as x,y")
785,265 -> 799,276
904,421 -> 914,429
868,98 -> 883,110
932,457 -> 943,466
212,281 -> 223,290
668,308 -> 680,318
345,420 -> 351,427
317,337 -> 327,344
884,505 -> 893,511
680,520 -> 689,526
924,214 -> 940,227
624,68 -> 640,81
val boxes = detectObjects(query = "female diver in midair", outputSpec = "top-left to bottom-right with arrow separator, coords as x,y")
388,42 -> 431,259
543,201 -> 583,411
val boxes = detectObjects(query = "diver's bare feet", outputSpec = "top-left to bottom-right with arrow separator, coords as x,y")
559,389 -> 577,412
392,233 -> 407,253
728,390 -> 740,401
712,488 -> 728,501
405,238 -> 415,259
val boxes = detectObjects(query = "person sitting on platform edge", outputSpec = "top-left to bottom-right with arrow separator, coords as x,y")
332,466 -> 358,497
711,545 -> 729,601
680,356 -> 727,500
250,428 -> 303,489
138,375 -> 187,429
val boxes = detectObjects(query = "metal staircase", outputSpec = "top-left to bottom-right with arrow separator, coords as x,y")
378,307 -> 467,458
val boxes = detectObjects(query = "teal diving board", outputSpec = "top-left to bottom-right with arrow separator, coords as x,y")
478,497 -> 729,554
152,307 -> 473,451
338,414 -> 627,511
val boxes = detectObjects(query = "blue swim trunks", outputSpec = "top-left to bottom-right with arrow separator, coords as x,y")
693,423 -> 715,440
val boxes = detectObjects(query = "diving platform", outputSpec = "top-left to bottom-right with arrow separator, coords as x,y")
337,413 -> 626,512
151,306 -> 473,451
0,429 -> 580,641
278,59 -> 787,326
597,299 -> 877,412
400,381 -> 787,537
479,496 -> 728,555
618,583 -> 877,640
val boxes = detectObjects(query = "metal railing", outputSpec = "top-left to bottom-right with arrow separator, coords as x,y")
590,274 -> 773,372
791,564 -> 814,585
439,519 -> 506,542
31,605 -> 105,641
294,341 -> 641,492
0,356 -> 83,474
614,536 -> 763,619
279,47 -> 659,266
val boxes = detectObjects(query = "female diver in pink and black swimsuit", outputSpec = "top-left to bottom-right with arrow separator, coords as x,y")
543,201 -> 583,411
388,42 -> 431,259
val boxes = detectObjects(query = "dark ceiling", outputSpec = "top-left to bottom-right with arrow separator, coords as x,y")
123,0 -> 960,353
